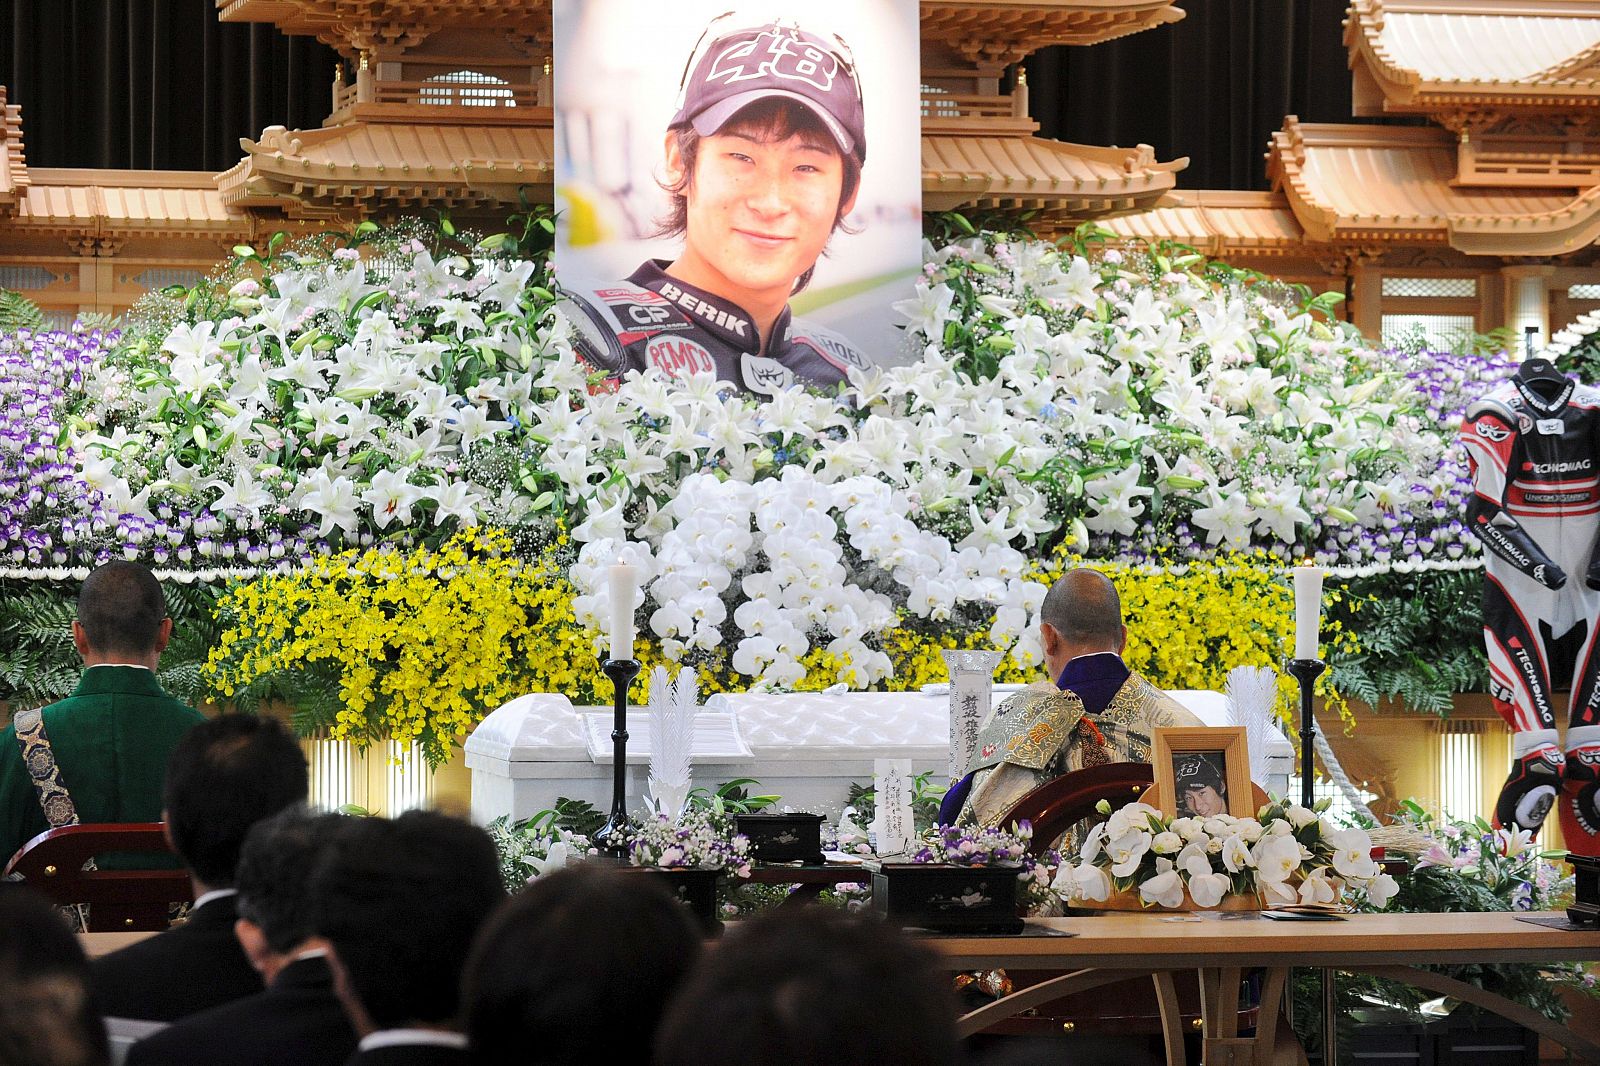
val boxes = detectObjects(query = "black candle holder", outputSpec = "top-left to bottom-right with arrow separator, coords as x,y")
1285,657 -> 1326,810
591,657 -> 641,858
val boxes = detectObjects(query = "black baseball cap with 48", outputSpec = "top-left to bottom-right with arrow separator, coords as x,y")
670,18 -> 867,165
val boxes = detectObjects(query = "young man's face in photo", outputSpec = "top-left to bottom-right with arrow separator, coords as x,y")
666,122 -> 854,309
1183,783 -> 1226,818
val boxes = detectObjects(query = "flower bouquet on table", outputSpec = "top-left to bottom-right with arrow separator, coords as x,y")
872,822 -> 1055,934
626,807 -> 752,929
485,810 -> 595,894
1056,798 -> 1398,913
627,806 -> 753,877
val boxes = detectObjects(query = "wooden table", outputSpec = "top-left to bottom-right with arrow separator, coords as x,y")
744,862 -> 869,905
927,911 -> 1600,1066
80,930 -> 158,958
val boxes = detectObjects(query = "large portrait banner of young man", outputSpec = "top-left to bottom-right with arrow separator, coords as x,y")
554,0 -> 923,398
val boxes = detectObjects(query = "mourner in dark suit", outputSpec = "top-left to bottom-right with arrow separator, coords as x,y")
126,809 -> 357,1065
312,811 -> 503,1066
94,715 -> 309,1022
0,561 -> 204,867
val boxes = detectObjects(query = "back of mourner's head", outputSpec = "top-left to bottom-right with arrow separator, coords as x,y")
465,865 -> 702,1066
0,889 -> 110,1066
76,560 -> 168,658
163,715 -> 309,888
1040,567 -> 1124,649
312,810 -> 505,1033
236,807 -> 347,956
653,908 -> 961,1066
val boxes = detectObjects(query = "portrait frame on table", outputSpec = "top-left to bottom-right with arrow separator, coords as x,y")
1151,727 -> 1253,820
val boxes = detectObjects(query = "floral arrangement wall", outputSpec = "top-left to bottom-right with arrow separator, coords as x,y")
0,218 -> 1501,746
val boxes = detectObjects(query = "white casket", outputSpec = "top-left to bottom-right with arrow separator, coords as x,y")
463,686 -> 1295,826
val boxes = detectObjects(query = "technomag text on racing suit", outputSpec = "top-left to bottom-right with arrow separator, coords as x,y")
560,260 -> 871,396
1460,368 -> 1600,854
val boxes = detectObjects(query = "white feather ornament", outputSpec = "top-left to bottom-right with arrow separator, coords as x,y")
647,666 -> 697,820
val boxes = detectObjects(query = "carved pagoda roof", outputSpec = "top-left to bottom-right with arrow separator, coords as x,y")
216,1 -> 550,46
1267,116 -> 1600,255
1347,0 -> 1600,115
0,88 -> 26,217
217,121 -> 554,213
924,135 -> 1183,223
921,0 -> 1183,64
1103,190 -> 1307,256
6,169 -> 249,240
218,1 -> 1180,62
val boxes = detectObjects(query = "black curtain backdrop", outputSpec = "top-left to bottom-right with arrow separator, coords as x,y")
4,0 -> 1382,187
0,0 -> 339,172
1025,0 -> 1377,191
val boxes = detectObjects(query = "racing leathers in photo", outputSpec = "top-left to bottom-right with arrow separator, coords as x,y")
1460,371 -> 1600,855
559,260 -> 870,397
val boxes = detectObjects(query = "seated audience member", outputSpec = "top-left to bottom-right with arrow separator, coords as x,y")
1,561 -> 204,866
654,907 -> 960,1066
464,865 -> 702,1065
313,810 -> 505,1065
945,568 -> 1203,826
93,715 -> 309,1022
0,889 -> 109,1066
125,808 -> 357,1066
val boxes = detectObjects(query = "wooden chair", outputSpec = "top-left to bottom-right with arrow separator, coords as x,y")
974,763 -> 1260,1058
998,760 -> 1155,853
3,823 -> 192,931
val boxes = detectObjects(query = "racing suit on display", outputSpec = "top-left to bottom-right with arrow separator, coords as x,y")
1460,367 -> 1600,855
560,260 -> 871,397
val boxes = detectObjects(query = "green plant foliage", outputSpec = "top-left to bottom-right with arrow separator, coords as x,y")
846,769 -> 946,833
0,580 -> 79,707
0,289 -> 43,333
687,777 -> 780,815
923,209 -> 1038,246
1326,571 -> 1488,714
0,580 -> 232,711
551,796 -> 605,838
1465,325 -> 1518,358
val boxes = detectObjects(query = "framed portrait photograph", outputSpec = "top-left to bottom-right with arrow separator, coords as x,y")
1151,727 -> 1254,820
552,0 -> 924,396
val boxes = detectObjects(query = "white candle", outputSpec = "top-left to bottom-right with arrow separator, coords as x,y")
608,563 -> 638,662
1292,565 -> 1324,661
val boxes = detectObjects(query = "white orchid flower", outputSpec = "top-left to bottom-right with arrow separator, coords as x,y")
1187,872 -> 1231,909
1107,830 -> 1153,879
1139,870 -> 1186,909
1327,828 -> 1380,881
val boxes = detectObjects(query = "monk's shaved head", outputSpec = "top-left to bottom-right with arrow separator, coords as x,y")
1040,569 -> 1122,649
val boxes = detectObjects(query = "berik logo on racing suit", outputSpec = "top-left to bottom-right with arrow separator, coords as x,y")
656,281 -> 750,338
1506,636 -> 1554,720
1525,459 -> 1594,475
1474,419 -> 1512,443
1534,564 -> 1548,584
647,337 -> 715,377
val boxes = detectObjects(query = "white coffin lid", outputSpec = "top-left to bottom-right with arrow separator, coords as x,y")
464,687 -> 1292,766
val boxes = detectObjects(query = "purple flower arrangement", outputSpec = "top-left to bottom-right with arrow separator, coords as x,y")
913,822 -> 1035,868
0,327 -> 325,576
1083,347 -> 1518,575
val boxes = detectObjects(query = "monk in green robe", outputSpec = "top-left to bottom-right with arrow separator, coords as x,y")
950,569 -> 1202,828
0,561 -> 204,867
